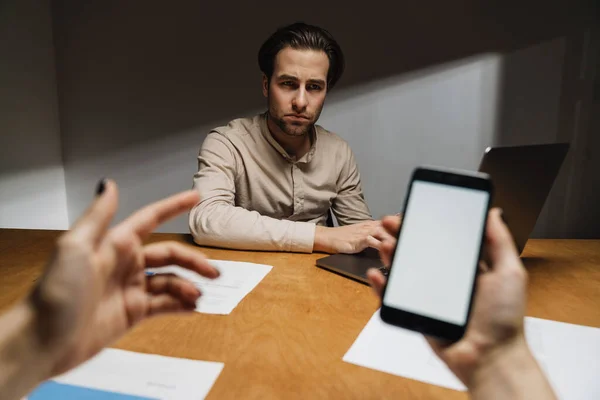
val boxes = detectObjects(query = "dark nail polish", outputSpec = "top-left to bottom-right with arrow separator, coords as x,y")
95,178 -> 107,196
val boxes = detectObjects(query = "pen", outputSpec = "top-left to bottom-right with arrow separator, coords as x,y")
145,271 -> 156,277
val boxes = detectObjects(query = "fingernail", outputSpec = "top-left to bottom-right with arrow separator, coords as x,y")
214,268 -> 221,278
95,178 -> 107,196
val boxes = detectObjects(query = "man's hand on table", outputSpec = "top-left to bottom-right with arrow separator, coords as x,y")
313,220 -> 395,254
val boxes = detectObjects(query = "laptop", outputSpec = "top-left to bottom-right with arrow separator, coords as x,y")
315,142 -> 570,284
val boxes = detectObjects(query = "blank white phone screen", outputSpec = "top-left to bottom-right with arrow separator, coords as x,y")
383,180 -> 489,326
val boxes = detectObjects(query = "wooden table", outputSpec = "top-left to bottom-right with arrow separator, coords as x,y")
1,229 -> 599,399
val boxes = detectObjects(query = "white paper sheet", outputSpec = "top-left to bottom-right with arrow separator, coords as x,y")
27,348 -> 224,400
344,310 -> 600,399
147,260 -> 272,315
525,317 -> 600,400
343,310 -> 465,390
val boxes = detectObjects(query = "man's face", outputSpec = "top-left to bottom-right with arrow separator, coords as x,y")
263,47 -> 329,137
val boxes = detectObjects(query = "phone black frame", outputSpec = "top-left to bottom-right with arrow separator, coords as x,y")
380,167 -> 493,342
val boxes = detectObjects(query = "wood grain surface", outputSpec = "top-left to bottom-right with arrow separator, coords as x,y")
1,229 -> 598,399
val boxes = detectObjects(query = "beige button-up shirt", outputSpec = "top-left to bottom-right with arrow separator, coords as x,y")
189,113 -> 372,253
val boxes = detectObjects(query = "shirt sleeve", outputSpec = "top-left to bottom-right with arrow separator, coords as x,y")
188,132 -> 316,253
331,142 -> 373,225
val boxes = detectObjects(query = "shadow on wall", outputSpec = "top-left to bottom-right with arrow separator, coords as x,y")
45,0 -> 595,232
493,37 -> 568,238
494,30 -> 600,239
49,0 -> 593,163
0,0 -> 63,175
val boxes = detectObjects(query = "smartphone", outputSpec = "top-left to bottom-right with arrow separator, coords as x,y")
380,166 -> 493,341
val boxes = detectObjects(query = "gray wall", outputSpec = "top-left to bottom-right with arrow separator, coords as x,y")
50,0 -> 590,235
320,56 -> 501,219
0,0 -> 68,229
550,28 -> 600,239
51,1 -> 510,232
495,38 -> 567,237
2,0 -> 595,237
496,38 -> 566,146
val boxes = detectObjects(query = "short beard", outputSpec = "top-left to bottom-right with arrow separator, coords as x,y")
271,113 -> 312,137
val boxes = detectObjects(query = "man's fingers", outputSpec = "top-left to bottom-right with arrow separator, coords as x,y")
367,223 -> 395,258
372,226 -> 395,243
146,273 -> 202,305
485,208 -> 520,270
121,190 -> 200,239
366,235 -> 382,250
374,215 -> 401,266
362,220 -> 381,228
366,268 -> 386,298
382,215 -> 402,237
143,241 -> 220,279
68,179 -> 119,246
379,238 -> 396,267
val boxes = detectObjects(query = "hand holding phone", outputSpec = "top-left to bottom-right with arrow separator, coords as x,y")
380,166 -> 493,341
369,208 -> 557,398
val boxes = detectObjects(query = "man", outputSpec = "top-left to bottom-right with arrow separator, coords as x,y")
189,22 -> 385,254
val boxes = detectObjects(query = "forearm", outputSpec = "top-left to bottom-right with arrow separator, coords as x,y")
468,338 -> 556,400
313,225 -> 334,253
190,202 -> 315,253
0,301 -> 54,400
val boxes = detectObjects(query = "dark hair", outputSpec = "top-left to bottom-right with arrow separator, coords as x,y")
258,22 -> 345,90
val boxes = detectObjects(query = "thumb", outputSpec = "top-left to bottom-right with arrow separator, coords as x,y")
484,208 -> 520,271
